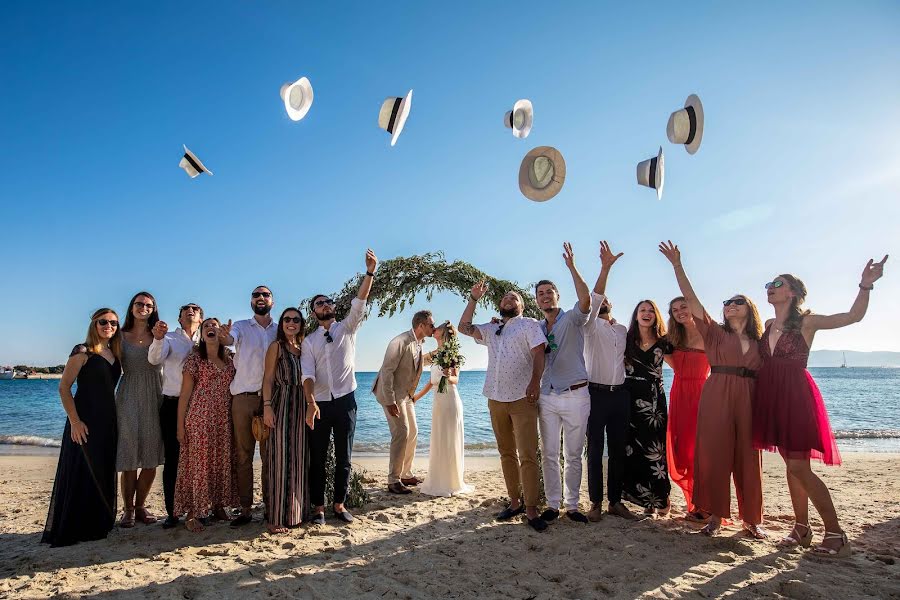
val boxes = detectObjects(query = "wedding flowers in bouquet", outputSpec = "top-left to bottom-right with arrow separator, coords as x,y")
432,323 -> 466,393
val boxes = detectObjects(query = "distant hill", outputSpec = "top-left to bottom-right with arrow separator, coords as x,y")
809,351 -> 900,368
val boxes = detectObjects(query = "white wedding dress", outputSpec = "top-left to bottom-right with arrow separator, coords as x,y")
420,365 -> 474,497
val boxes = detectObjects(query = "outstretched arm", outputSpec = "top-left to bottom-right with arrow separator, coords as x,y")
563,242 -> 591,314
805,255 -> 888,332
592,241 -> 623,296
458,281 -> 487,342
357,249 -> 378,301
659,241 -> 706,319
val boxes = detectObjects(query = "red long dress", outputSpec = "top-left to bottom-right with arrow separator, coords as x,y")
752,327 -> 841,466
666,348 -> 709,512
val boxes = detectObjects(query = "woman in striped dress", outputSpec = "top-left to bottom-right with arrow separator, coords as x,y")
263,307 -> 309,533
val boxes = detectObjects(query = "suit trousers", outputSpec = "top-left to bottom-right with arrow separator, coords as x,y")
383,397 -> 418,484
489,397 -> 540,507
309,392 -> 357,506
232,392 -> 269,510
586,386 -> 630,505
159,395 -> 180,517
538,387 -> 591,511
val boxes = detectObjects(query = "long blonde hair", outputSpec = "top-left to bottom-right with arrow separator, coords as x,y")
85,308 -> 122,360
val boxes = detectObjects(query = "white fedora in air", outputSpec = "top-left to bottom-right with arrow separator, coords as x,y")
377,90 -> 413,146
666,94 -> 704,154
503,99 -> 533,139
179,145 -> 213,178
636,146 -> 664,199
280,76 -> 314,121
518,146 -> 566,202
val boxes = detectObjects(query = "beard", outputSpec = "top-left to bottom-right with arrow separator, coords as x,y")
598,305 -> 610,315
252,304 -> 272,316
499,307 -> 519,319
317,309 -> 335,321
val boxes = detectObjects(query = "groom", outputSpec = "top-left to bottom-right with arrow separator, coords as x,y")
374,310 -> 436,494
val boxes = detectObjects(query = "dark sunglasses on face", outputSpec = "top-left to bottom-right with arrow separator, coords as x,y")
315,298 -> 335,307
97,319 -> 119,327
282,316 -> 302,324
723,298 -> 748,306
252,291 -> 272,299
133,301 -> 154,310
180,304 -> 201,313
764,281 -> 784,290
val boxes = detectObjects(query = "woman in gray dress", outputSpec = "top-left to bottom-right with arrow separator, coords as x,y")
117,291 -> 165,527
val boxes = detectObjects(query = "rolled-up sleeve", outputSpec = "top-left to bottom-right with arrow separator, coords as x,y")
300,337 -> 316,384
572,300 -> 591,327
342,297 -> 367,334
147,337 -> 168,366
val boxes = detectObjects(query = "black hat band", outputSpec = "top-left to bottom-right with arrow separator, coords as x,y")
183,152 -> 203,174
649,157 -> 658,189
684,105 -> 697,145
386,97 -> 402,134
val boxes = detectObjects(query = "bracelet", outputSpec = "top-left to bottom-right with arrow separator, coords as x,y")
366,271 -> 375,277
859,283 -> 874,291
306,400 -> 316,404
263,402 -> 272,407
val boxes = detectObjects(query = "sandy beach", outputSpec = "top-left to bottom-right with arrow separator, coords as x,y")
1,452 -> 898,599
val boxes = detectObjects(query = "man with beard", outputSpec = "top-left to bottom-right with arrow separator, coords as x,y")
148,303 -> 203,529
301,249 -> 378,525
218,286 -> 277,526
583,241 -> 637,522
534,243 -> 592,524
459,282 -> 547,531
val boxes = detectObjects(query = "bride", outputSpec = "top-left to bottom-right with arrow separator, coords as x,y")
414,322 -> 474,497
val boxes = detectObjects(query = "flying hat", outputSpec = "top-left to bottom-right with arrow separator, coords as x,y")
280,76 -> 314,121
518,146 -> 566,202
636,146 -> 664,199
666,94 -> 704,154
179,145 -> 213,178
503,99 -> 533,139
377,89 -> 413,146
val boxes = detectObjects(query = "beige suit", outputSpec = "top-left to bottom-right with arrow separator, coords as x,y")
373,330 -> 428,484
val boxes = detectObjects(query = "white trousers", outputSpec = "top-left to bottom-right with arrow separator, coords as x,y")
538,386 -> 591,511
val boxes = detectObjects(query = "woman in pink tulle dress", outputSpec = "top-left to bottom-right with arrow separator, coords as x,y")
753,256 -> 887,558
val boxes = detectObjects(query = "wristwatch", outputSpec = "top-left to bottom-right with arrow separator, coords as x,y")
859,283 -> 874,290
366,271 -> 375,277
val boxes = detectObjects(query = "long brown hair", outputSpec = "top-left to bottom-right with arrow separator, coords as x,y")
667,296 -> 690,349
123,291 -> 159,333
626,300 -> 667,357
196,318 -> 227,360
85,308 -> 122,360
721,294 -> 764,340
276,307 -> 305,348
778,274 -> 811,332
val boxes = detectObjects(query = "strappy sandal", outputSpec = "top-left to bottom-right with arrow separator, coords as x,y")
119,509 -> 135,528
185,517 -> 204,533
135,506 -> 158,525
812,530 -> 852,558
777,522 -> 812,549
699,521 -> 721,536
742,522 -> 769,540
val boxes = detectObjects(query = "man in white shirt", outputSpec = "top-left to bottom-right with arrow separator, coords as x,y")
584,241 -> 637,522
218,286 -> 278,526
459,281 -> 548,532
148,303 -> 202,529
301,249 -> 377,525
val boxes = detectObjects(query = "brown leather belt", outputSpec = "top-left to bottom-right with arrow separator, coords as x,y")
558,381 -> 589,393
710,366 -> 757,378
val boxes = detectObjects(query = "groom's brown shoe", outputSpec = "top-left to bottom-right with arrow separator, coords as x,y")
401,477 -> 422,486
388,482 -> 412,494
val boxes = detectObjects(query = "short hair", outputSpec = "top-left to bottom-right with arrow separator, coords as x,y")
412,310 -> 433,329
535,280 -> 558,295
253,285 -> 272,294
309,294 -> 328,311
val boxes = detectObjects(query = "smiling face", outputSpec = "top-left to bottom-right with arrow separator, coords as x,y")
669,299 -> 693,325
95,311 -> 119,341
201,318 -> 221,340
281,309 -> 303,338
178,304 -> 203,329
131,294 -> 154,322
636,302 -> 657,328
499,292 -> 524,319
723,296 -> 749,320
251,287 -> 274,316
535,282 -> 559,312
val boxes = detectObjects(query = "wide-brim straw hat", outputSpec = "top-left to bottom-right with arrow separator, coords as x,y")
518,146 -> 566,202
666,94 -> 703,154
503,98 -> 533,139
377,89 -> 413,146
636,146 -> 664,199
280,76 -> 314,121
179,144 -> 213,178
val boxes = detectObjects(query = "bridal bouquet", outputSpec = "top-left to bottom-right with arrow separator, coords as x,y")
431,332 -> 466,393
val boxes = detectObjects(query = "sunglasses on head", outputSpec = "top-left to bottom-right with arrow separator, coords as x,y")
723,298 -> 747,306
97,319 -> 119,327
282,316 -> 302,324
252,291 -> 272,298
314,298 -> 335,307
133,301 -> 154,310
764,280 -> 784,290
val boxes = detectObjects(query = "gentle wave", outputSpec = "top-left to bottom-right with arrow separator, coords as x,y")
0,434 -> 61,448
833,429 -> 900,440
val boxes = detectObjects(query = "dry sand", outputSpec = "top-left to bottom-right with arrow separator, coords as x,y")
0,452 -> 898,599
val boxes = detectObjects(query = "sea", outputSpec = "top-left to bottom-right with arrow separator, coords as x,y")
1,368 -> 899,455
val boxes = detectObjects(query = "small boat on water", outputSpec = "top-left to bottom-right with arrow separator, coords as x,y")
0,367 -> 15,380
840,352 -> 848,368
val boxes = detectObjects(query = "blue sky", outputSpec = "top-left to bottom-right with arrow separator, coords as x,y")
1,1 -> 898,369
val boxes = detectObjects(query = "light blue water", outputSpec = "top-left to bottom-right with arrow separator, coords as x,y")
1,368 -> 898,454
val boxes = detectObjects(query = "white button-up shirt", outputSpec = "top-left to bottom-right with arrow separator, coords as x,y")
147,327 -> 199,396
475,315 -> 546,402
229,316 -> 278,395
301,297 -> 366,402
584,293 -> 628,385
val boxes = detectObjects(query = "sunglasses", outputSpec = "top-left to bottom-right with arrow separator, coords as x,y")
495,323 -> 505,336
314,298 -> 335,307
764,281 -> 784,290
97,319 -> 119,327
133,301 -> 155,310
324,330 -> 334,343
282,316 -> 302,324
544,333 -> 558,354
723,298 -> 748,306
180,304 -> 201,312
251,291 -> 272,298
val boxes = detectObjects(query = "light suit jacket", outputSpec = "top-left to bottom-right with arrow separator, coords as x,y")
372,330 -> 430,406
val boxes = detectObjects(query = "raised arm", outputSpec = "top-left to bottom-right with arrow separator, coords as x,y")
458,280 -> 487,342
563,242 -> 591,314
357,249 -> 378,301
659,241 -> 706,319
217,319 -> 235,347
805,255 -> 888,332
59,351 -> 89,445
147,321 -> 169,365
592,240 -> 624,296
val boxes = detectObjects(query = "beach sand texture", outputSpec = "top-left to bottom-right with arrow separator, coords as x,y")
1,453 -> 898,599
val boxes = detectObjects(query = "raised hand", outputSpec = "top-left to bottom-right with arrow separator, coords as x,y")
471,280 -> 488,301
563,242 -> 577,269
152,320 -> 168,341
365,248 -> 378,273
658,240 -> 682,267
861,255 -> 888,287
600,241 -> 624,269
217,319 -> 232,344
70,419 -> 89,445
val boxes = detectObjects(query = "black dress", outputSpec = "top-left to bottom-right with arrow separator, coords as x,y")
42,347 -> 121,547
623,340 -> 673,509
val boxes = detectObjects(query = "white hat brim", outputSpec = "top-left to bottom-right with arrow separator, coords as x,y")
512,99 -> 533,139
390,89 -> 413,146
282,76 -> 314,121
518,146 -> 566,202
656,146 -> 664,199
683,94 -> 703,154
181,144 -> 213,177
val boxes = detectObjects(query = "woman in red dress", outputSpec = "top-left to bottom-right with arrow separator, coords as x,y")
665,297 -> 709,519
753,256 -> 887,558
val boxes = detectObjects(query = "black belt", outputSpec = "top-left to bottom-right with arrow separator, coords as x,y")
710,366 -> 757,378
589,383 -> 625,392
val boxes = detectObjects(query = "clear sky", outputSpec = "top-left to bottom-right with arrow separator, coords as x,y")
1,1 -> 898,370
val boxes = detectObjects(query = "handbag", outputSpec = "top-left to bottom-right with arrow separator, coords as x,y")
252,413 -> 270,442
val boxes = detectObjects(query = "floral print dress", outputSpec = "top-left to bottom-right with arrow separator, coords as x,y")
623,340 -> 673,509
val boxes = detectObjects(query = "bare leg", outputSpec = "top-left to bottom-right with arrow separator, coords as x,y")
786,458 -> 844,551
120,470 -> 137,509
135,468 -> 157,508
